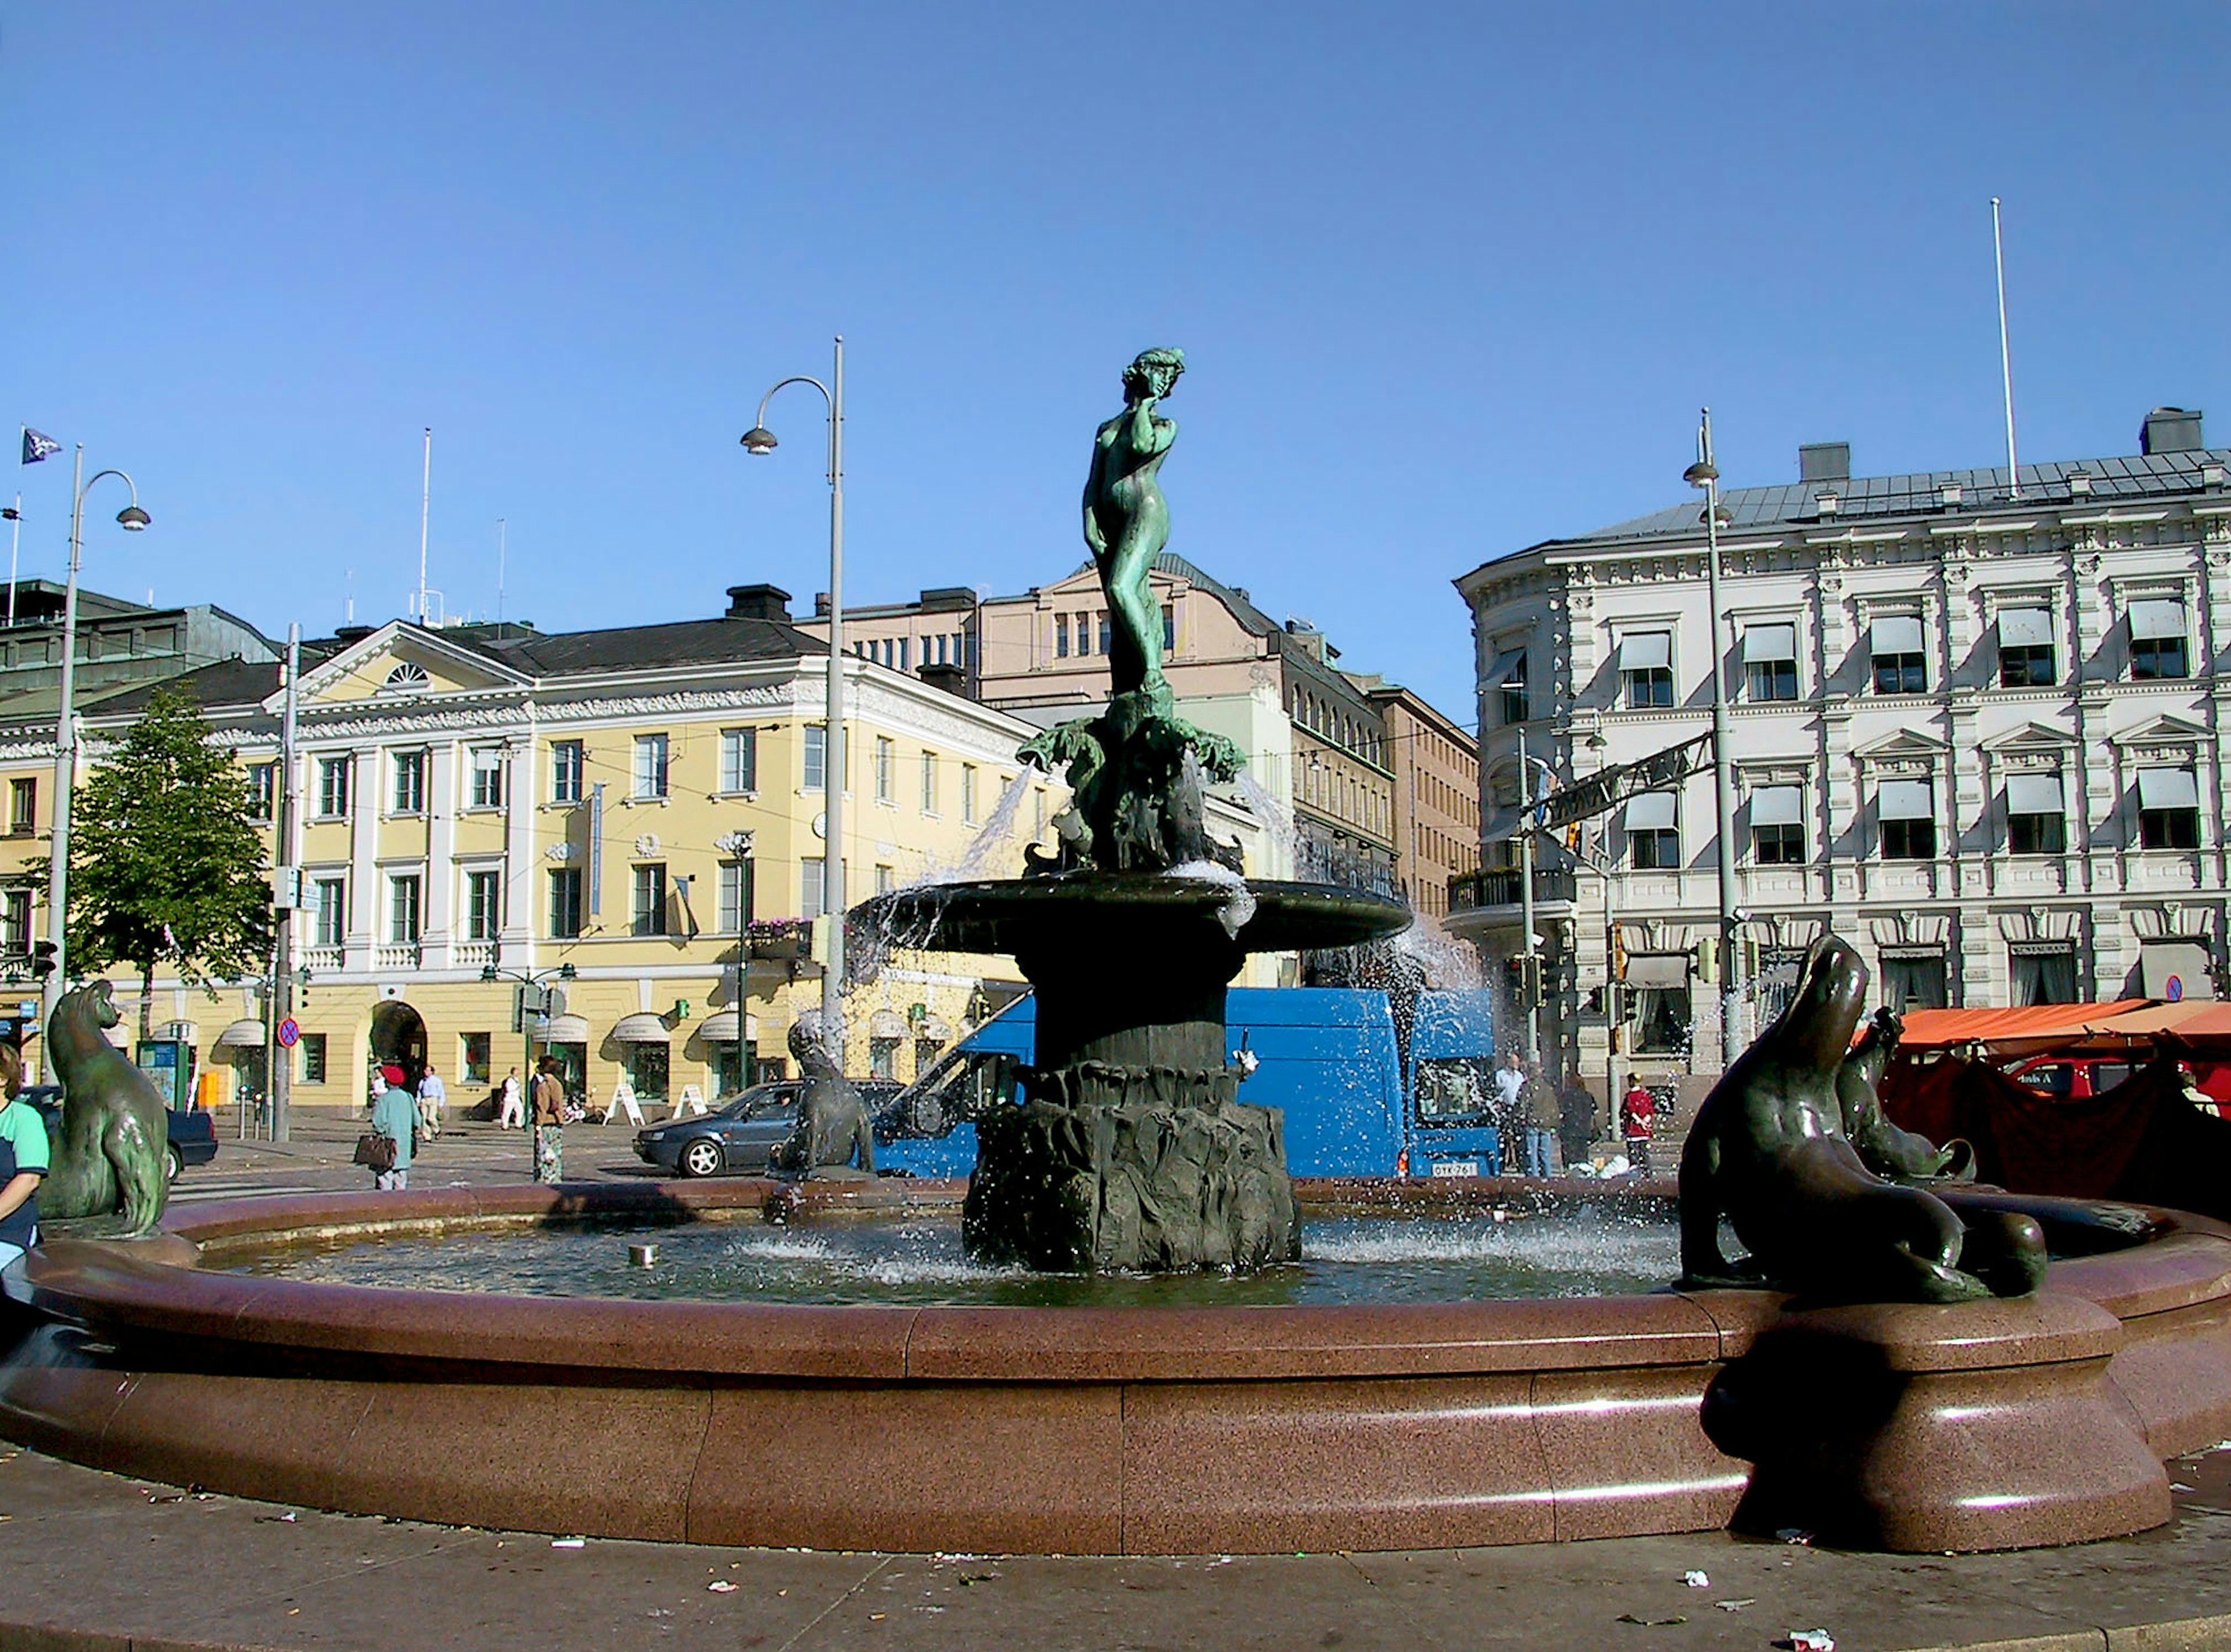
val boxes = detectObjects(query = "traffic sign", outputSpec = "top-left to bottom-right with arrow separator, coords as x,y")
277,1017 -> 301,1048
2168,976 -> 2185,1004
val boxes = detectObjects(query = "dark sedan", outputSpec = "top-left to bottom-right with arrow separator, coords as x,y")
633,1080 -> 904,1178
21,1085 -> 220,1184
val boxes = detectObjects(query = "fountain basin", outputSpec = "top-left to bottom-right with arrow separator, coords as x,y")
2,1177 -> 2228,1554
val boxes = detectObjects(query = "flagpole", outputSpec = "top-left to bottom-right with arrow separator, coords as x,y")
5,494 -> 19,629
416,427 -> 432,625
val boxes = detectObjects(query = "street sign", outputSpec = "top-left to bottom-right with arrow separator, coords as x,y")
2168,976 -> 2186,1003
1534,731 -> 1715,834
277,1017 -> 301,1048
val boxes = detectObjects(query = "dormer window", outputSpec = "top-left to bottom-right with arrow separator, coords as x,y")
381,662 -> 431,693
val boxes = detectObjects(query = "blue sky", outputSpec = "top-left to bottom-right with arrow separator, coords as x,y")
9,3 -> 2229,725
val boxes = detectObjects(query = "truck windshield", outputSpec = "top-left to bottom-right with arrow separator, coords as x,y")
1415,1058 -> 1494,1125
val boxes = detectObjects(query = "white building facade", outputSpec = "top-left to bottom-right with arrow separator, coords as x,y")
1453,414 -> 2231,1101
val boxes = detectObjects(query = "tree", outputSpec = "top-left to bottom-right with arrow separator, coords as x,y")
66,685 -> 272,1040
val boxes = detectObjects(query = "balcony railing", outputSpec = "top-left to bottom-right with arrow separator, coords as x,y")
1450,866 -> 1576,912
453,940 -> 496,969
374,942 -> 423,972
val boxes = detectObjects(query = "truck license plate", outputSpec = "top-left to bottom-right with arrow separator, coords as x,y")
1430,1160 -> 1479,1178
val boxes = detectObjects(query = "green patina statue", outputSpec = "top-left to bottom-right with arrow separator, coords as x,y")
1023,348 -> 1244,875
42,980 -> 169,1236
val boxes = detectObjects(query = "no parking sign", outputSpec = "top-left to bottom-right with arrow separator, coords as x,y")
277,1017 -> 301,1048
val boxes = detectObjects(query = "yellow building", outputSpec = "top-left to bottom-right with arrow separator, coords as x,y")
0,582 -> 1273,1110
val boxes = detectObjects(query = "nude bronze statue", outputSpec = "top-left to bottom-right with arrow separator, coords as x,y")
42,980 -> 170,1236
1680,938 -> 2046,1303
1084,347 -> 1186,697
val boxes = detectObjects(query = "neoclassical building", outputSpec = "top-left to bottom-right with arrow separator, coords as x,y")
1454,410 -> 2231,1094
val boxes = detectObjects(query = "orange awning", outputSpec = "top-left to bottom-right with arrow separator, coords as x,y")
1895,1001 -> 2150,1052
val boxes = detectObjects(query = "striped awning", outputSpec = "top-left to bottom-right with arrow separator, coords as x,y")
696,1011 -> 758,1043
214,1018 -> 266,1050
608,1012 -> 671,1043
543,1014 -> 590,1043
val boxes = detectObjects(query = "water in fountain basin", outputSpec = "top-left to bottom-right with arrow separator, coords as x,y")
1164,859 -> 1257,938
225,1206 -> 1679,1307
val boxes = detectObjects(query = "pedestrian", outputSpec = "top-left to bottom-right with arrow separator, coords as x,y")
1519,1063 -> 1560,1178
0,1046 -> 47,1268
497,1066 -> 525,1130
1490,1051 -> 1525,1176
1620,1072 -> 1658,1177
370,1064 -> 415,1191
1558,1072 -> 1598,1173
530,1057 -> 566,1184
416,1062 -> 446,1139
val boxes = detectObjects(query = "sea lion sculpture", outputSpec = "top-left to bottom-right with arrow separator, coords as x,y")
1680,938 -> 2046,1304
777,1017 -> 875,1179
1835,1006 -> 1973,1182
42,980 -> 170,1236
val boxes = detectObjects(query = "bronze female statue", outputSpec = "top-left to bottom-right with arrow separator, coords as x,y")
1083,347 -> 1186,696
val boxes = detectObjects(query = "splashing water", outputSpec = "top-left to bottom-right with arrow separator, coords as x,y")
1232,771 -> 1296,875
1165,859 -> 1257,939
921,764 -> 1039,887
1396,911 -> 1483,992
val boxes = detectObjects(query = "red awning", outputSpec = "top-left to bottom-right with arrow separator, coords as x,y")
1895,1001 -> 2150,1053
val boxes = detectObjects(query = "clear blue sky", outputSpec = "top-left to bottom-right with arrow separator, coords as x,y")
9,3 -> 2228,726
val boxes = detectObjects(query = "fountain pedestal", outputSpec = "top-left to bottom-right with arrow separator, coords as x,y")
855,873 -> 1409,1274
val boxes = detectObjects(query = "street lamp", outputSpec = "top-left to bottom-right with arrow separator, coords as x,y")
482,954 -> 578,1101
741,336 -> 847,1066
1683,410 -> 1742,1069
45,449 -> 150,1033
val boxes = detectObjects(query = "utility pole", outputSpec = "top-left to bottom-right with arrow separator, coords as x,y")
1683,411 -> 1743,1070
1516,725 -> 1538,1064
271,624 -> 300,1141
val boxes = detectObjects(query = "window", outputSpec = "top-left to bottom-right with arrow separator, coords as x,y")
2130,599 -> 2190,680
1878,778 -> 1936,860
2137,766 -> 2201,850
717,860 -> 754,932
801,858 -> 827,920
632,862 -> 668,936
551,740 -> 584,804
313,878 -> 346,947
2005,774 -> 2067,856
390,750 -> 426,814
1870,616 -> 1927,695
875,863 -> 895,895
548,868 -> 584,939
1997,608 -> 2056,688
1619,631 -> 1674,709
805,725 -> 827,792
874,737 -> 894,802
468,747 -> 505,809
962,763 -> 979,824
1162,603 -> 1176,653
719,728 -> 758,793
1,890 -> 27,953
465,869 -> 502,940
1496,652 -> 1529,726
316,756 -> 351,817
920,750 -> 938,812
243,765 -> 274,823
1098,614 -> 1111,655
1750,785 -> 1805,864
1742,622 -> 1798,702
1055,615 -> 1070,658
1881,953 -> 1949,1012
381,662 -> 430,692
1624,791 -> 1680,868
460,1032 -> 492,1084
632,734 -> 669,799
625,1042 -> 669,1103
2010,943 -> 2078,1007
870,1037 -> 900,1080
388,874 -> 422,943
3,777 -> 32,838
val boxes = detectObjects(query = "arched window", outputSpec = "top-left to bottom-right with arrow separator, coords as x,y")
381,662 -> 431,694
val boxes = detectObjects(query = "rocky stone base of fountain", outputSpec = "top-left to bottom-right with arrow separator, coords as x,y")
962,1062 -> 1302,1272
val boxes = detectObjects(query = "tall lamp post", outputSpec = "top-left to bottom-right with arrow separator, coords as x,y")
480,953 -> 577,1102
44,449 -> 150,1033
741,337 -> 847,1063
1681,410 -> 1741,1069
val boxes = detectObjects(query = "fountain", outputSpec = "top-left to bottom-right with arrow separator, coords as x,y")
3,355 -> 2231,1561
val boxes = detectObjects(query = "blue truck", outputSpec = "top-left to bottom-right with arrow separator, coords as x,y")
875,986 -> 1500,1180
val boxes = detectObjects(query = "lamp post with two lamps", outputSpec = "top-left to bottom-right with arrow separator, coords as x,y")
480,954 -> 578,1112
740,337 -> 847,1064
1681,410 -> 1742,1068
44,448 -> 151,1032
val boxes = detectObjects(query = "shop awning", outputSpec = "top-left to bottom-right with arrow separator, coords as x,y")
1895,1001 -> 2148,1052
608,1013 -> 671,1043
695,1010 -> 758,1043
1625,953 -> 1690,989
543,1014 -> 590,1044
869,1010 -> 908,1039
213,1018 -> 266,1050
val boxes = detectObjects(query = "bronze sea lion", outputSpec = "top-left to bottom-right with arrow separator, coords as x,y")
1680,937 -> 2045,1304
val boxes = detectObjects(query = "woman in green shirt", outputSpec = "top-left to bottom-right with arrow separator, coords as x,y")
0,1046 -> 48,1266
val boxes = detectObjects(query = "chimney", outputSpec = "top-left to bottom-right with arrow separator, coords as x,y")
724,583 -> 792,622
918,661 -> 970,699
815,592 -> 831,617
1799,442 -> 1850,484
918,586 -> 974,613
2141,407 -> 2205,455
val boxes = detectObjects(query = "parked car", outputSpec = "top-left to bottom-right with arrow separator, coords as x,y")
633,1079 -> 904,1178
19,1084 -> 221,1184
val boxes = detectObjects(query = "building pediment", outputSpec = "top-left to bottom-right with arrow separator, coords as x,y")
1850,728 -> 1948,762
2110,713 -> 2212,750
1980,720 -> 2076,754
276,624 -> 531,712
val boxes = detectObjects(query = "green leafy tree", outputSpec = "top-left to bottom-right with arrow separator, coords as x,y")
66,685 -> 272,1039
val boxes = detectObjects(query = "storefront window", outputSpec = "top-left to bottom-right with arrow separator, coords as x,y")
625,1042 -> 669,1102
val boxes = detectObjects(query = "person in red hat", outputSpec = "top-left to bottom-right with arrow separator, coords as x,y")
370,1065 -> 415,1190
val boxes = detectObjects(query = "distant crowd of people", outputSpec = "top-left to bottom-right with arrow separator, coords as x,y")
1461,1051 -> 1665,1179
364,1057 -> 569,1190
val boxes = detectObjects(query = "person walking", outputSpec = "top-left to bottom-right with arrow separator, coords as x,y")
1620,1072 -> 1658,1177
370,1064 -> 416,1191
416,1062 -> 447,1140
530,1057 -> 566,1184
497,1066 -> 525,1130
1519,1062 -> 1560,1178
1490,1051 -> 1525,1177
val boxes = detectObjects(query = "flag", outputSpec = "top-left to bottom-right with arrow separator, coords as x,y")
20,429 -> 60,466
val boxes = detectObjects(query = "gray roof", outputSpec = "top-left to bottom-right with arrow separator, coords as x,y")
1524,446 -> 2231,558
1060,552 -> 1280,637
